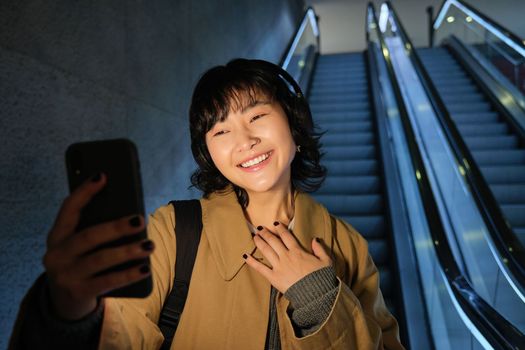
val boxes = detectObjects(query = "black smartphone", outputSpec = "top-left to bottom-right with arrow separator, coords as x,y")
65,138 -> 152,298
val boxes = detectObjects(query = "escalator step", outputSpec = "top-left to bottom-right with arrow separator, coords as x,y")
432,77 -> 473,86
310,90 -> 367,99
379,267 -> 393,297
435,84 -> 479,94
501,204 -> 525,226
480,165 -> 525,184
465,135 -> 518,150
309,93 -> 368,104
491,184 -> 525,204
368,239 -> 389,265
322,132 -> 374,146
458,123 -> 508,136
310,85 -> 367,95
339,215 -> 386,238
514,227 -> 525,246
472,150 -> 525,165
314,72 -> 367,80
313,194 -> 383,215
311,101 -> 370,113
445,102 -> 492,113
313,111 -> 370,122
318,176 -> 381,195
322,145 -> 376,160
441,93 -> 486,104
317,121 -> 373,133
452,112 -> 499,123
430,70 -> 469,84
324,160 -> 378,176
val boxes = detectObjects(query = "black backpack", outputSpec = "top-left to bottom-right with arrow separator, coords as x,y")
158,200 -> 202,350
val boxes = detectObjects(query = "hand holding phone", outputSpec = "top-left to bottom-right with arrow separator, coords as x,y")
42,139 -> 153,320
43,174 -> 153,320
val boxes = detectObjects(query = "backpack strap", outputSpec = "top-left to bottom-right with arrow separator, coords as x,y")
158,199 -> 203,350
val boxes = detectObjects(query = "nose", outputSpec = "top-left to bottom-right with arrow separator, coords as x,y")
235,129 -> 260,152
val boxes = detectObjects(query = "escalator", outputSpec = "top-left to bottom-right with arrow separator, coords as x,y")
282,3 -> 525,349
376,0 -> 525,348
308,53 -> 401,322
417,47 -> 525,246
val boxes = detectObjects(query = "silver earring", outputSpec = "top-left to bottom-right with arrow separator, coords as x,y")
296,145 -> 301,153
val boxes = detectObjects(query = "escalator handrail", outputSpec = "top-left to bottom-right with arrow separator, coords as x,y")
432,0 -> 525,58
384,0 -> 525,301
371,2 -> 525,348
366,14 -> 434,349
279,6 -> 320,70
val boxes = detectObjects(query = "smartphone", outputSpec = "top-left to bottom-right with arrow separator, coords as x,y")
65,138 -> 152,298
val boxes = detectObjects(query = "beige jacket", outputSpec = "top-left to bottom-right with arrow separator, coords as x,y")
99,189 -> 403,350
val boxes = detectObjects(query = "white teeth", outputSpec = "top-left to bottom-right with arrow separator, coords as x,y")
240,153 -> 270,168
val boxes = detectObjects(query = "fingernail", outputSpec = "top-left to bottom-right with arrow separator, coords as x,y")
141,240 -> 154,251
139,264 -> 150,274
91,173 -> 102,182
273,221 -> 279,226
242,254 -> 248,259
251,232 -> 255,238
315,237 -> 321,243
256,225 -> 263,231
129,216 -> 141,227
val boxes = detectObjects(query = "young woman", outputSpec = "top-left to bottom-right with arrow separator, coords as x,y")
10,59 -> 404,349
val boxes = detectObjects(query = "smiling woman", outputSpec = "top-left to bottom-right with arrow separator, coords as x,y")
10,59 -> 404,350
189,59 -> 326,211
205,99 -> 296,196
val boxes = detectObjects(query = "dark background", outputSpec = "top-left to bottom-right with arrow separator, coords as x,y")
0,0 -> 305,344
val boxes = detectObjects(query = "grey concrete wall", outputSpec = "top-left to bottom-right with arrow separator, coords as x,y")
0,0 -> 305,344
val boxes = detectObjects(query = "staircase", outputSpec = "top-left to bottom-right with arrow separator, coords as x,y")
418,47 -> 525,247
308,52 -> 398,314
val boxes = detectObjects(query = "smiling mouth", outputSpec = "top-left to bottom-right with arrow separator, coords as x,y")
238,151 -> 273,168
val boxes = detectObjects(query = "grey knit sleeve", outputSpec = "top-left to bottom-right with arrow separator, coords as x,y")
39,278 -> 105,339
15,274 -> 104,349
283,266 -> 339,336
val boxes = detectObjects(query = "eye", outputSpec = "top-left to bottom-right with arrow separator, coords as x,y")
213,130 -> 228,137
250,114 -> 266,122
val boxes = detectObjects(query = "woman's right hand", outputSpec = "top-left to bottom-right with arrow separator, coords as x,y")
42,173 -> 154,321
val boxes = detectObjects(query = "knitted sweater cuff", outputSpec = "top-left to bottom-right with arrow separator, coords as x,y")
283,266 -> 339,334
284,266 -> 338,309
39,276 -> 104,340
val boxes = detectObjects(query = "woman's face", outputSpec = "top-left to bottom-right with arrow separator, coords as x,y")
205,95 -> 296,195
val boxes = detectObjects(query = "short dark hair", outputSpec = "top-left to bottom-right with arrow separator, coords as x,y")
189,58 -> 326,207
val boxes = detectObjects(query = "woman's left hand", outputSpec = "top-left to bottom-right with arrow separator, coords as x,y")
243,222 -> 332,293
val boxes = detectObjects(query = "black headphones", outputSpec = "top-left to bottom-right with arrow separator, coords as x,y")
246,59 -> 314,130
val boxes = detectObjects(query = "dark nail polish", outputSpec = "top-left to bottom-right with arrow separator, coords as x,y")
129,216 -> 141,227
251,232 -> 255,238
141,240 -> 154,251
91,173 -> 102,182
273,221 -> 279,226
242,254 -> 248,259
256,225 -> 263,231
315,237 -> 321,243
139,264 -> 150,274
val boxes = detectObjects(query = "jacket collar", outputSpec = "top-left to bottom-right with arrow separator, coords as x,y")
200,188 -> 331,281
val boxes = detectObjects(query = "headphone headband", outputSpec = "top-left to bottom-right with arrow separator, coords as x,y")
249,59 -> 305,99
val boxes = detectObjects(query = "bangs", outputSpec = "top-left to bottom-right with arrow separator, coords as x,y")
193,67 -> 278,134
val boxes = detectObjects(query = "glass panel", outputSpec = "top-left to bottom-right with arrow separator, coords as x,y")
282,9 -> 319,92
372,5 -> 525,347
434,3 -> 525,95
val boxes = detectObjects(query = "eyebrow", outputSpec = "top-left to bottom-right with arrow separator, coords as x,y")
240,100 -> 271,114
